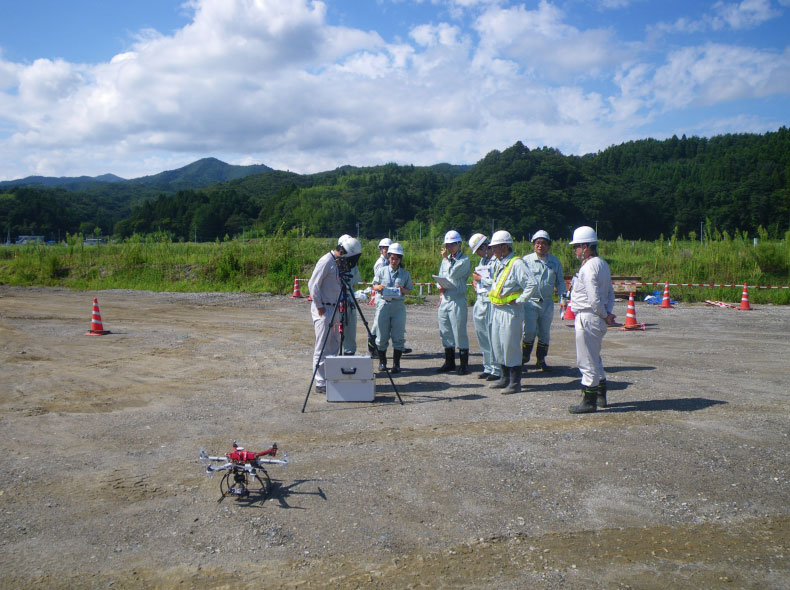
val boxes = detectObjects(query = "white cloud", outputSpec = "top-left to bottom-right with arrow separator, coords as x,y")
472,1 -> 624,81
654,0 -> 781,34
0,0 -> 787,180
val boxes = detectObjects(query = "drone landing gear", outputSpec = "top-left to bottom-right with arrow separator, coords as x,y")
218,467 -> 271,503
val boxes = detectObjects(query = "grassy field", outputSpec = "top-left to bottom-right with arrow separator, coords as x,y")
1,232 -> 789,304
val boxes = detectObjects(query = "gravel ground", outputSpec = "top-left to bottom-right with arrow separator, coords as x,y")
0,285 -> 788,589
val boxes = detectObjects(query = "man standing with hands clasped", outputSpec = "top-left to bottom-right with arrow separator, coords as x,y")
567,226 -> 616,414
487,230 -> 537,395
435,230 -> 472,375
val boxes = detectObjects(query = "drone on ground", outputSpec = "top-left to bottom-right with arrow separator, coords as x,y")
200,441 -> 289,503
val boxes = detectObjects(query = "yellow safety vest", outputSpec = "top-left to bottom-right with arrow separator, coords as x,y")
489,257 -> 521,305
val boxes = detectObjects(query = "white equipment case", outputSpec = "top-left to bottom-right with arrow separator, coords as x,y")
324,356 -> 375,402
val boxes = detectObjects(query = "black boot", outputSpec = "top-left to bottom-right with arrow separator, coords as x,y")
367,334 -> 377,354
521,340 -> 534,365
489,365 -> 509,389
377,349 -> 387,371
501,365 -> 522,395
392,349 -> 402,374
478,370 -> 490,379
535,342 -> 551,372
457,349 -> 469,375
402,347 -> 412,354
597,379 -> 607,408
436,347 -> 456,373
569,387 -> 597,414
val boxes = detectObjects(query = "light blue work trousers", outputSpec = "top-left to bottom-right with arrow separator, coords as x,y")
438,295 -> 469,350
473,298 -> 498,375
375,300 -> 407,351
523,299 -> 554,346
491,303 -> 525,368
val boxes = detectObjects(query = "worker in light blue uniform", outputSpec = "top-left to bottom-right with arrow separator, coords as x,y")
371,243 -> 413,374
469,233 -> 499,380
488,230 -> 538,395
367,238 -> 392,354
435,230 -> 472,375
522,230 -> 567,371
338,235 -> 362,355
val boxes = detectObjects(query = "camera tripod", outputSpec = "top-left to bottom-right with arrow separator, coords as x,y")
301,269 -> 403,412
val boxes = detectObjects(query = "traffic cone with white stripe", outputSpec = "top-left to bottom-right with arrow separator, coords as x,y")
739,283 -> 752,310
660,282 -> 674,309
620,292 -> 645,331
84,298 -> 111,336
290,276 -> 303,298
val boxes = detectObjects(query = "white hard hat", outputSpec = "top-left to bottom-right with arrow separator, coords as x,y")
378,238 -> 392,248
339,234 -> 352,242
388,242 -> 404,256
489,230 -> 513,246
531,230 -> 551,243
444,230 -> 462,244
569,226 -> 598,245
339,236 -> 362,257
468,233 -> 488,253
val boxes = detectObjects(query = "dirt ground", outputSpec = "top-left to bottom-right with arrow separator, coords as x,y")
0,285 -> 788,589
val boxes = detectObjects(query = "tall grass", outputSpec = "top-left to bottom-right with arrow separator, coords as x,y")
2,233 -> 789,304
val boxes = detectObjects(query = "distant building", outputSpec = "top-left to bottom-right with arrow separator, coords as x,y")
15,235 -> 45,245
82,238 -> 105,246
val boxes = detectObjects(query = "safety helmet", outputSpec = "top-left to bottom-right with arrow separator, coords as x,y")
378,238 -> 393,248
388,242 -> 404,256
339,236 -> 362,257
531,230 -> 551,243
468,233 -> 488,253
569,226 -> 598,245
489,230 -> 513,246
443,230 -> 462,244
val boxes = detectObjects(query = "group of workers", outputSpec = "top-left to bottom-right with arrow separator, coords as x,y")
308,225 -> 615,414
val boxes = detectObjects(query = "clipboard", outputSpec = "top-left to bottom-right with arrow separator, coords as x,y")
432,275 -> 455,290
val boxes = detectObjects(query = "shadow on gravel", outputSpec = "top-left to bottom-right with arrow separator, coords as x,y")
602,397 -> 727,413
268,479 -> 327,509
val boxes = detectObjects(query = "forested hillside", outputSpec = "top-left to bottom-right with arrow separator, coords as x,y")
2,129 -> 788,242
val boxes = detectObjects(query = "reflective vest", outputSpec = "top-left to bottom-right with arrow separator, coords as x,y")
489,256 -> 521,305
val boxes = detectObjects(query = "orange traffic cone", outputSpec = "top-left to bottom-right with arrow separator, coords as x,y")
290,276 -> 303,298
84,298 -> 111,336
660,282 -> 674,309
620,292 -> 645,330
563,303 -> 575,321
739,283 -> 752,310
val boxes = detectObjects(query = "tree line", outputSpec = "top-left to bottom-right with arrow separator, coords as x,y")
2,128 -> 788,243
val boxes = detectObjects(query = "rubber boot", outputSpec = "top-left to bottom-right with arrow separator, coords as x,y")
402,347 -> 413,354
486,371 -> 501,381
478,370 -> 490,379
457,349 -> 469,375
377,349 -> 387,372
521,341 -> 533,365
569,387 -> 597,414
367,334 -> 377,354
436,347 -> 456,373
489,365 -> 509,389
392,349 -> 402,374
597,379 -> 607,408
501,365 -> 522,395
535,342 -> 551,372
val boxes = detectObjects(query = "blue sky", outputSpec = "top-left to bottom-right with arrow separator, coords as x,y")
0,0 -> 788,180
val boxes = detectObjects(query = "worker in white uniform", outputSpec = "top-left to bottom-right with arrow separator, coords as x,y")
308,236 -> 362,394
336,235 -> 362,355
371,242 -> 413,373
488,230 -> 538,395
522,230 -> 567,371
435,230 -> 471,375
368,238 -> 392,354
568,226 -> 616,414
469,233 -> 499,380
